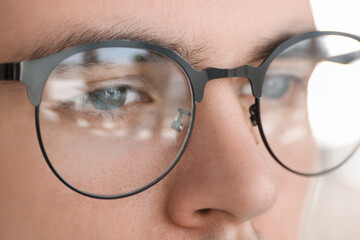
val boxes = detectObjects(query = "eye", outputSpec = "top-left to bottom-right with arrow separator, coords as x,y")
56,82 -> 155,122
88,86 -> 139,111
262,74 -> 295,99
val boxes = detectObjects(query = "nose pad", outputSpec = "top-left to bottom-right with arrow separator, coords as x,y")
171,108 -> 192,132
241,104 -> 259,145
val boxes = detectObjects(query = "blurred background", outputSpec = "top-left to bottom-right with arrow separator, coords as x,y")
303,1 -> 360,239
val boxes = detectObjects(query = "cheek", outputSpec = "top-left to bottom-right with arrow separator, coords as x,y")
252,135 -> 313,240
0,85 -> 165,239
38,104 -> 192,196
260,90 -> 318,173
253,93 -> 315,239
0,85 -> 61,238
0,85 -> 48,195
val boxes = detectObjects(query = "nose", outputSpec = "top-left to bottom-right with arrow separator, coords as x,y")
166,79 -> 278,228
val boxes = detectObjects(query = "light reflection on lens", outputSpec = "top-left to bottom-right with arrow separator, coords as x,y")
260,34 -> 360,174
39,47 -> 194,197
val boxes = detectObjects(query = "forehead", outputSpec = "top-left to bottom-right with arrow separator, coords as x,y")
0,0 -> 314,65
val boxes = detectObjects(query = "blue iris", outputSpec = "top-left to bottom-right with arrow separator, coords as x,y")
88,87 -> 127,111
263,75 -> 291,99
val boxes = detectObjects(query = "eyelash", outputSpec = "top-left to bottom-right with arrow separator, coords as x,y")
58,84 -> 154,122
238,74 -> 304,99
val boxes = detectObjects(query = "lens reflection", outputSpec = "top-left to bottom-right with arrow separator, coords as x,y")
39,47 -> 194,197
260,34 -> 360,174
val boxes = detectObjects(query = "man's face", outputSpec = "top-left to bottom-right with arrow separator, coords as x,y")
0,0 -> 315,239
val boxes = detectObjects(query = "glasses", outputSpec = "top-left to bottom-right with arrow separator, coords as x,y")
1,31 -> 359,199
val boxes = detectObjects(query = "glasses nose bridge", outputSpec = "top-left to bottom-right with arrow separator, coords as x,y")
193,65 -> 262,103
205,65 -> 249,80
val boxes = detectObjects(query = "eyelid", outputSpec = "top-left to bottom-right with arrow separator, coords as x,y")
59,84 -> 155,122
83,75 -> 150,91
81,75 -> 161,101
266,68 -> 305,78
238,73 -> 303,98
267,59 -> 315,76
81,84 -> 157,109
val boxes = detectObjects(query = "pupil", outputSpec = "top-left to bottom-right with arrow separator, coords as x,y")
88,87 -> 127,111
263,75 -> 289,98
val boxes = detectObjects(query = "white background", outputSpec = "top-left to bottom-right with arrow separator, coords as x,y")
304,1 -> 360,239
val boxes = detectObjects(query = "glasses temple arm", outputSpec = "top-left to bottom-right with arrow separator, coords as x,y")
325,50 -> 360,64
0,63 -> 21,81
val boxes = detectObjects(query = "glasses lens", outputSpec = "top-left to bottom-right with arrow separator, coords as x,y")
260,34 -> 360,174
38,47 -> 194,197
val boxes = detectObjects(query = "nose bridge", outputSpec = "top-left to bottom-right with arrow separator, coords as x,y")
166,83 -> 278,226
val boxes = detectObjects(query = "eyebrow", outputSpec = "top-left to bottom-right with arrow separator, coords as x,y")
24,25 -> 304,70
26,25 -> 210,69
249,32 -> 301,63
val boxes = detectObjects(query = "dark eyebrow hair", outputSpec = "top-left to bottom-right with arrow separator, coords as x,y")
26,24 -> 210,69
248,32 -> 302,63
24,23 -> 310,70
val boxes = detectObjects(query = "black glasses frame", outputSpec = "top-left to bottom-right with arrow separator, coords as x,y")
1,31 -> 359,199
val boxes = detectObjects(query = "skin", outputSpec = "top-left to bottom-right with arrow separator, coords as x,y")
0,0 -> 316,239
